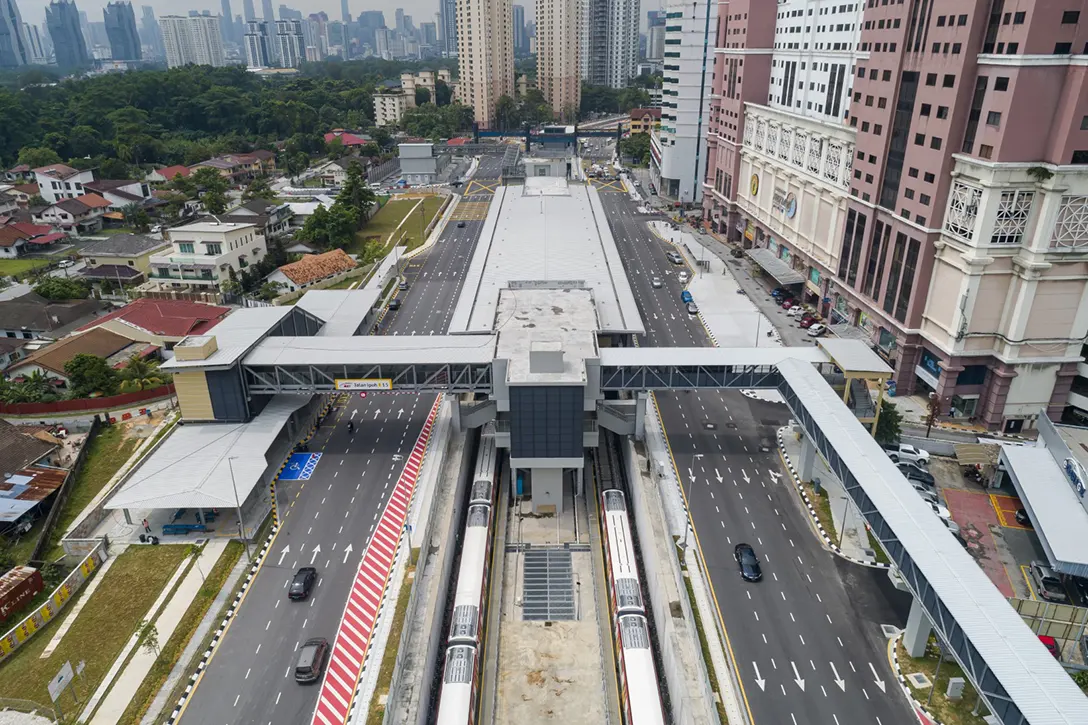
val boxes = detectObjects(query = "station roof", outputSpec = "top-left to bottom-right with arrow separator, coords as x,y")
778,359 -> 1088,723
495,288 -> 598,384
745,248 -> 805,285
449,181 -> 644,336
599,345 -> 829,368
817,338 -> 893,375
105,395 -> 310,511
244,334 -> 498,367
297,289 -> 381,337
163,306 -> 293,371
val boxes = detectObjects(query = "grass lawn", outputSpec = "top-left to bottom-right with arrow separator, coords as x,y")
366,563 -> 416,725
349,196 -> 445,258
95,228 -> 136,236
0,257 -> 50,279
117,542 -> 245,725
896,638 -> 985,725
323,275 -> 362,290
0,545 -> 188,711
801,480 -> 838,543
43,425 -> 141,562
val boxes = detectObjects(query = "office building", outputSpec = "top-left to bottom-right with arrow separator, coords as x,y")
648,0 -> 715,203
303,13 -> 327,61
160,14 -> 225,67
23,22 -> 45,63
46,0 -> 90,68
647,20 -> 664,60
439,0 -> 455,56
242,0 -> 255,22
219,0 -> 233,43
0,0 -> 28,67
103,1 -> 140,60
535,0 -> 580,121
395,7 -> 405,34
420,21 -> 436,47
512,3 -> 526,55
261,0 -> 273,22
340,0 -> 349,23
138,5 -> 162,56
456,0 -> 514,127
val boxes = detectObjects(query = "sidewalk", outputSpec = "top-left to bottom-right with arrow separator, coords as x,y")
85,541 -> 230,725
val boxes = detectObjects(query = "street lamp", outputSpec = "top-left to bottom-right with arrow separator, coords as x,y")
227,457 -> 253,562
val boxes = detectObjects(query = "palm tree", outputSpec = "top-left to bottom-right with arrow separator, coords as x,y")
119,355 -> 167,392
21,370 -> 61,402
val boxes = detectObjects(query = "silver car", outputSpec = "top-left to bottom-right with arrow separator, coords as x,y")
651,276 -> 663,288
686,302 -> 699,314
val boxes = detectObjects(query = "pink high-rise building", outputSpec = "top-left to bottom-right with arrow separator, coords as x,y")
703,0 -> 1088,433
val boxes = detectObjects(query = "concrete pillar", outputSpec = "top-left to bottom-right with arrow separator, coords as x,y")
904,597 -> 933,658
574,466 -> 583,497
798,435 -> 817,482
123,509 -> 133,525
635,393 -> 647,440
450,397 -> 462,432
531,467 -> 564,515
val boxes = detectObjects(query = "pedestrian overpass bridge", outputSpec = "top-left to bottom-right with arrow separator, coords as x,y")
161,303 -> 1088,725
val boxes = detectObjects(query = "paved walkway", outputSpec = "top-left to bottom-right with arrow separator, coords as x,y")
85,541 -> 230,725
941,489 -> 1017,598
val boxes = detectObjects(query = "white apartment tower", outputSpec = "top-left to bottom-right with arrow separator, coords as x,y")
274,19 -> 303,67
604,0 -> 638,88
160,14 -> 225,67
456,0 -> 514,127
536,0 -> 580,120
650,0 -> 716,203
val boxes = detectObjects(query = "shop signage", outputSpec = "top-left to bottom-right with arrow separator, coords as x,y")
1064,458 -> 1087,498
750,174 -> 760,197
785,193 -> 797,218
744,221 -> 755,241
915,349 -> 941,390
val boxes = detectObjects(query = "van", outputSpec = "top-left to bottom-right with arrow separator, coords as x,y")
294,637 -> 329,683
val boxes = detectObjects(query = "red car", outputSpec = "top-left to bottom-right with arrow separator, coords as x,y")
799,316 -> 819,328
1039,635 -> 1061,659
781,298 -> 796,309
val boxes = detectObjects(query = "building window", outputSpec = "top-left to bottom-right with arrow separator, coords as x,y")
994,77 -> 1009,91
908,167 -> 919,178
992,190 -> 1034,244
178,242 -> 194,254
945,181 -> 982,240
1013,11 -> 1025,23
930,137 -> 942,150
1052,196 -> 1088,249
1082,116 -> 1088,131
943,74 -> 955,88
920,103 -> 931,116
1055,42 -> 1073,54
986,111 -> 1001,127
1007,42 -> 1019,53
924,172 -> 935,183
1062,10 -> 1080,23
920,194 -> 931,206
914,133 -> 925,146
916,215 -> 926,225
979,145 -> 994,159
925,73 -> 937,86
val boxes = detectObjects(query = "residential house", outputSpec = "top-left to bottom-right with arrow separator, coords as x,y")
323,129 -> 372,148
0,421 -> 58,481
2,165 -> 32,183
5,327 -> 156,386
628,108 -> 661,135
207,199 -> 293,241
0,292 -> 105,340
0,222 -> 67,259
190,152 -> 275,185
310,159 -> 355,186
0,338 -> 28,368
145,165 -> 192,184
33,164 -> 96,204
266,248 -> 357,293
150,221 -> 264,289
1,183 -> 39,206
84,180 -> 153,210
77,298 -> 230,350
0,191 -> 17,216
246,149 -> 277,173
285,196 -> 335,230
33,194 -> 111,234
78,234 -> 172,286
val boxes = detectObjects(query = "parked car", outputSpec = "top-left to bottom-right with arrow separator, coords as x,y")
883,444 -> 931,466
681,290 -> 693,304
799,316 -> 819,328
288,567 -> 317,600
927,502 -> 952,520
651,276 -> 663,288
912,484 -> 940,506
770,287 -> 792,298
807,324 -> 828,337
1015,508 -> 1031,527
941,517 -> 962,536
678,271 -> 689,284
294,637 -> 329,683
686,302 -> 699,314
1029,561 -> 1069,603
398,279 -> 409,291
388,298 -> 402,311
781,298 -> 797,309
1039,635 -> 1061,660
787,305 -> 807,317
734,543 -> 763,582
667,250 -> 683,265
898,462 -> 935,487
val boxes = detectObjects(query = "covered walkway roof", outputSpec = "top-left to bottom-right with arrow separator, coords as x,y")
745,248 -> 805,285
105,395 -> 309,511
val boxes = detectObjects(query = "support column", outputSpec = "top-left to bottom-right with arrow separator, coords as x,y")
531,468 -> 564,515
798,434 -> 817,483
904,597 -> 933,658
450,396 -> 462,432
574,466 -> 583,497
635,393 -> 647,440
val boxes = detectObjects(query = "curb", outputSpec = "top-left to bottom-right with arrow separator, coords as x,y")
889,633 -> 947,725
775,428 -> 891,570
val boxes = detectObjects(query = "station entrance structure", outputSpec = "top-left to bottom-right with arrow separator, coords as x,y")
162,308 -> 1088,725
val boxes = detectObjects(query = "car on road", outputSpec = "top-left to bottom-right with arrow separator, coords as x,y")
681,290 -> 693,304
457,221 -> 466,228
294,637 -> 329,683
398,279 -> 409,291
883,443 -> 931,466
734,543 -> 762,582
787,305 -> 807,317
1030,561 -> 1068,602
898,462 -> 935,487
389,298 -> 402,311
799,315 -> 819,328
651,276 -> 663,288
686,302 -> 699,314
666,250 -> 683,265
678,271 -> 689,284
288,567 -> 317,600
1015,508 -> 1031,527
807,323 -> 828,337
57,259 -> 74,268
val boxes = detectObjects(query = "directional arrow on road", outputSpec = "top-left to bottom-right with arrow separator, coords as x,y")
752,662 -> 766,691
791,662 -> 805,691
769,469 -> 782,482
277,545 -> 290,567
869,663 -> 886,693
374,408 -> 380,419
830,662 -> 845,691
342,543 -> 353,564
741,469 -> 751,484
351,409 -> 357,419
310,544 -> 321,565
398,408 -> 404,419
715,468 -> 724,483
688,468 -> 696,483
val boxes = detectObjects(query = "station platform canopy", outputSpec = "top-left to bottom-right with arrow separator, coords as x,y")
745,248 -> 805,286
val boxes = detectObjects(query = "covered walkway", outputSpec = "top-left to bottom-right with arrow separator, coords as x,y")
745,247 -> 805,286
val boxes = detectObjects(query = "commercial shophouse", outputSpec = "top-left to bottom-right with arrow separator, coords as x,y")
706,0 -> 1088,433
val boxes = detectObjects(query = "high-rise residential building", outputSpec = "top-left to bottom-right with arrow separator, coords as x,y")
394,8 -> 405,34
244,19 -> 271,66
438,0 -> 456,57
580,0 -> 606,85
535,0 -> 580,121
278,5 -> 301,20
420,21 -> 437,47
242,0 -> 255,22
274,18 -> 303,67
603,0 -> 638,87
46,0 -> 90,68
456,0 -> 514,127
0,0 -> 28,67
340,0 -> 349,23
138,5 -> 162,56
374,26 -> 389,59
261,0 -> 273,22
160,14 -> 225,67
103,1 -> 140,60
219,0 -> 233,43
303,13 -> 327,61
23,22 -> 45,63
648,0 -> 714,203
512,4 -> 525,55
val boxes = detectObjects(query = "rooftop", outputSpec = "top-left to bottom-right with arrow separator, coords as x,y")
244,334 -> 497,368
7,327 -> 142,376
274,248 -> 356,287
163,306 -> 293,370
449,180 -> 644,336
33,164 -> 82,180
295,288 -> 380,337
0,421 -> 57,485
78,298 -> 231,338
0,465 -> 66,523
80,233 -> 170,257
817,338 -> 894,375
168,220 -> 258,235
0,292 -> 103,334
495,288 -> 598,385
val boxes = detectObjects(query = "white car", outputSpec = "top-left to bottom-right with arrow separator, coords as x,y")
678,271 -> 689,284
884,443 -> 931,466
787,306 -> 806,317
57,260 -> 74,268
928,502 -> 952,520
651,276 -> 663,288
807,323 -> 827,337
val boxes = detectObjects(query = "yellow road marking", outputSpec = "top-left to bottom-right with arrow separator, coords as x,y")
1020,565 -> 1037,600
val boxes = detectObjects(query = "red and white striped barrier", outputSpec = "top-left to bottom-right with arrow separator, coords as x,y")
311,396 -> 443,725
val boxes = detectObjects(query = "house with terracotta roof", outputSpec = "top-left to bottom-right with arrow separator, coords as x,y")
146,165 -> 192,184
84,180 -> 152,210
32,194 -> 110,234
265,248 -> 357,293
0,222 -> 67,258
77,298 -> 231,349
33,164 -> 95,204
3,183 -> 38,206
4,327 -> 157,386
190,153 -> 273,184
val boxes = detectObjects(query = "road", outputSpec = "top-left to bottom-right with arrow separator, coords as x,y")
598,190 -> 915,725
178,156 -> 505,725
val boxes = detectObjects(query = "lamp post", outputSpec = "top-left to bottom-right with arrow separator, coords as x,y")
227,457 -> 253,562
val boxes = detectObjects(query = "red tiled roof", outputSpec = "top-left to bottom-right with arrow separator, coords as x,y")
78,298 -> 232,338
446,137 -> 469,146
156,165 -> 190,180
26,232 -> 66,245
8,164 -> 29,173
276,248 -> 357,287
12,183 -> 38,195
324,131 -> 369,146
629,107 -> 661,120
75,193 -> 111,209
10,221 -> 52,237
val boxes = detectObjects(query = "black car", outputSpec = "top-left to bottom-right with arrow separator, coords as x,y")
734,543 -> 762,582
289,567 -> 317,600
1015,508 -> 1031,527
897,462 -> 935,487
457,221 -> 466,228
389,298 -> 402,311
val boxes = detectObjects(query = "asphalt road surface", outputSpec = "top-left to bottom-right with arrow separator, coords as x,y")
179,158 -> 502,725
598,190 -> 915,725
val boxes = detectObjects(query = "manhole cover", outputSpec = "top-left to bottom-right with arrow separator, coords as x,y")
906,673 -> 932,689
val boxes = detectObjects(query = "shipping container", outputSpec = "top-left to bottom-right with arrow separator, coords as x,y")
0,566 -> 45,622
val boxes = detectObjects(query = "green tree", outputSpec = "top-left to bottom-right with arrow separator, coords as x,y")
119,355 -> 168,392
220,278 -> 242,294
336,161 -> 376,219
68,125 -> 104,158
243,175 -> 276,201
191,166 -> 229,195
415,87 -> 431,106
326,137 -> 346,159
64,354 -> 121,398
17,146 -> 61,168
257,281 -> 284,301
33,276 -> 90,300
122,203 -> 151,232
874,401 -> 903,445
434,79 -> 452,106
1,370 -> 61,403
137,620 -> 161,657
323,203 -> 359,248
618,132 -> 651,165
284,152 -> 310,182
494,95 -> 520,131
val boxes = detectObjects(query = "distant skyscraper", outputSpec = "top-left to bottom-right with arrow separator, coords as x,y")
138,5 -> 162,56
46,0 -> 90,68
219,0 -> 233,43
438,0 -> 455,57
278,5 -> 301,20
159,14 -> 224,67
394,8 -> 404,33
457,0 -> 513,126
512,4 -> 525,56
23,22 -> 45,63
340,0 -> 349,23
274,18 -> 303,66
0,0 -> 29,67
303,13 -> 328,61
242,0 -> 255,22
103,1 -> 140,60
261,0 -> 273,22
244,19 -> 270,65
420,21 -> 436,47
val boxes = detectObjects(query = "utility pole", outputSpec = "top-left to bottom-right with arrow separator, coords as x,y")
227,457 -> 253,561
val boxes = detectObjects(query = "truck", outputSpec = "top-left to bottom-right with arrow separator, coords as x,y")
883,443 -> 930,466
0,566 -> 44,622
